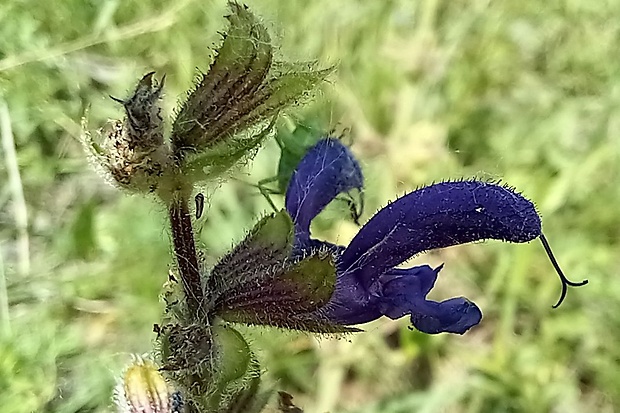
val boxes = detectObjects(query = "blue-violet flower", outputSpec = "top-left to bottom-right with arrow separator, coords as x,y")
284,138 -> 587,334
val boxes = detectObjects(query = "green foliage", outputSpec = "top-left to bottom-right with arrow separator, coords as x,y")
0,0 -> 618,412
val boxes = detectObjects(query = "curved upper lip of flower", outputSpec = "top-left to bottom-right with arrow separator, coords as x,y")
283,137 -> 548,334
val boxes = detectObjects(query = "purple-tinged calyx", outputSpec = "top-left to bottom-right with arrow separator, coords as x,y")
204,210 -> 355,333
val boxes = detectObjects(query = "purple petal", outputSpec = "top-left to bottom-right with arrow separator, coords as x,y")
409,298 -> 481,334
384,265 -> 441,299
341,181 -> 541,289
318,270 -> 383,325
324,265 -> 440,326
285,138 -> 363,241
379,265 -> 482,334
299,244 -> 480,333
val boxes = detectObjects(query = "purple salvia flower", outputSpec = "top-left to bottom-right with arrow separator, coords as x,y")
284,138 -> 587,334
285,136 -> 363,242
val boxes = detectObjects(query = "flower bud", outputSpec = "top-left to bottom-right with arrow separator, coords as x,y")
114,357 -> 182,413
171,2 -> 333,183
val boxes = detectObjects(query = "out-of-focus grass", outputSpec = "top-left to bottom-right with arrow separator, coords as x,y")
0,0 -> 618,412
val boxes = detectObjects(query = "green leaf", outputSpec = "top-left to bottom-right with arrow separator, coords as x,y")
182,116 -> 276,183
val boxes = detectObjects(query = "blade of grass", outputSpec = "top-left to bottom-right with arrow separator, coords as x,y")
0,248 -> 9,335
0,101 -> 29,275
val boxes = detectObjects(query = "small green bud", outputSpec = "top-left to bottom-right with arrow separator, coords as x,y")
197,324 -> 261,413
159,323 -> 213,374
157,322 -> 261,412
211,324 -> 253,386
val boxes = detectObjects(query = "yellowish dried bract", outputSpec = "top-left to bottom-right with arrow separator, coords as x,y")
115,357 -> 180,413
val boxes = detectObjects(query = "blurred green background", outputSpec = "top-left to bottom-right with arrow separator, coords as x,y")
0,0 -> 618,412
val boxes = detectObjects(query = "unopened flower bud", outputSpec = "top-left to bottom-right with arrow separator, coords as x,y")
170,2 -> 333,183
114,357 -> 183,413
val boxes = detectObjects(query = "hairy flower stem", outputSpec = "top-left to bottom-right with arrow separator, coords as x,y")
169,195 -> 202,319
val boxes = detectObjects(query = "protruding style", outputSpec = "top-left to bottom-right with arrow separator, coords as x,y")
539,234 -> 588,308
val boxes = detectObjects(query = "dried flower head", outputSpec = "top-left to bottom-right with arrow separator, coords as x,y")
83,2 -> 332,198
110,71 -> 166,150
81,72 -> 173,193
